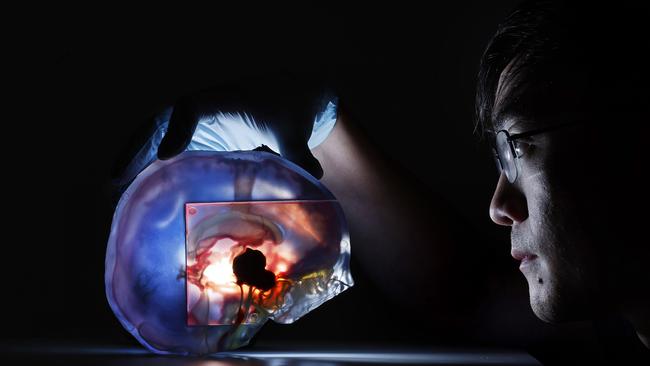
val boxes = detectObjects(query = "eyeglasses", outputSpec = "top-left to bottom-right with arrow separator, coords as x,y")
492,122 -> 579,183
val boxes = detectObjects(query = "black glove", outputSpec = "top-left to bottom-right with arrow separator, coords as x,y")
111,73 -> 338,193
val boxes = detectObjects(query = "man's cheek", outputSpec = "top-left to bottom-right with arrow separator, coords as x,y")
521,178 -> 553,245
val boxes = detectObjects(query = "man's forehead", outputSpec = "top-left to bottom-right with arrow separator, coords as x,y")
490,61 -> 587,134
490,61 -> 543,133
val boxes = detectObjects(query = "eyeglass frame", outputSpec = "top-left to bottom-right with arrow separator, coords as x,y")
490,121 -> 581,183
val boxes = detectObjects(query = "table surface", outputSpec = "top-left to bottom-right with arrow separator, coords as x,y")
1,343 -> 541,366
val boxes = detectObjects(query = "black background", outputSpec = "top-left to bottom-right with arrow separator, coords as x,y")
7,2 -> 642,363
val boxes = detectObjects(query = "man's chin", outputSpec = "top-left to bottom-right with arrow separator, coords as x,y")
530,298 -> 558,323
529,287 -> 558,323
526,271 -> 567,323
527,278 -> 594,323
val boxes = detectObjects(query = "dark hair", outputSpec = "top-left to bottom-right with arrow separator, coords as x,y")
475,0 -> 649,136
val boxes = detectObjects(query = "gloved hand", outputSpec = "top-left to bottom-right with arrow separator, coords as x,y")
111,73 -> 338,192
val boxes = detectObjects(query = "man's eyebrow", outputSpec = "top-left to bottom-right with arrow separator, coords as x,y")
490,109 -> 535,133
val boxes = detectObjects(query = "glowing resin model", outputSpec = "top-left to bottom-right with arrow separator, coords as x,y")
105,151 -> 353,355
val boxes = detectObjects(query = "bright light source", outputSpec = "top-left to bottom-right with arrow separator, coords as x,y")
203,256 -> 237,287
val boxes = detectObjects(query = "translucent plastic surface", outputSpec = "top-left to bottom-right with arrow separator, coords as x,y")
105,151 -> 353,355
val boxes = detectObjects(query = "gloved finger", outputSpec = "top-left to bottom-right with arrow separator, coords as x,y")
158,97 -> 200,160
281,140 -> 324,180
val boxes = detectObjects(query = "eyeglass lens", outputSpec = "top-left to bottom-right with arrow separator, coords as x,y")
495,131 -> 517,183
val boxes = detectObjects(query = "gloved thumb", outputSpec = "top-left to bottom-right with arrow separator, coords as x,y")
281,140 -> 324,180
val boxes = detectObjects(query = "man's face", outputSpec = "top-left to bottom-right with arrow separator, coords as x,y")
488,75 -> 610,323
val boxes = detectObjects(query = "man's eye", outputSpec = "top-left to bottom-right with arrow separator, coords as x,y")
514,141 -> 533,157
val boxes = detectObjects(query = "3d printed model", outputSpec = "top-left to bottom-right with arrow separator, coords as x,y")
105,151 -> 353,355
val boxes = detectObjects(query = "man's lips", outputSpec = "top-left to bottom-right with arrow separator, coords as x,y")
512,249 -> 538,274
511,249 -> 538,264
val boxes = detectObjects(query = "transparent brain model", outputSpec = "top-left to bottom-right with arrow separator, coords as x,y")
105,151 -> 353,355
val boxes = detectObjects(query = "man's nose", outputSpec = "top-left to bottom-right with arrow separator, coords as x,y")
489,172 -> 528,226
